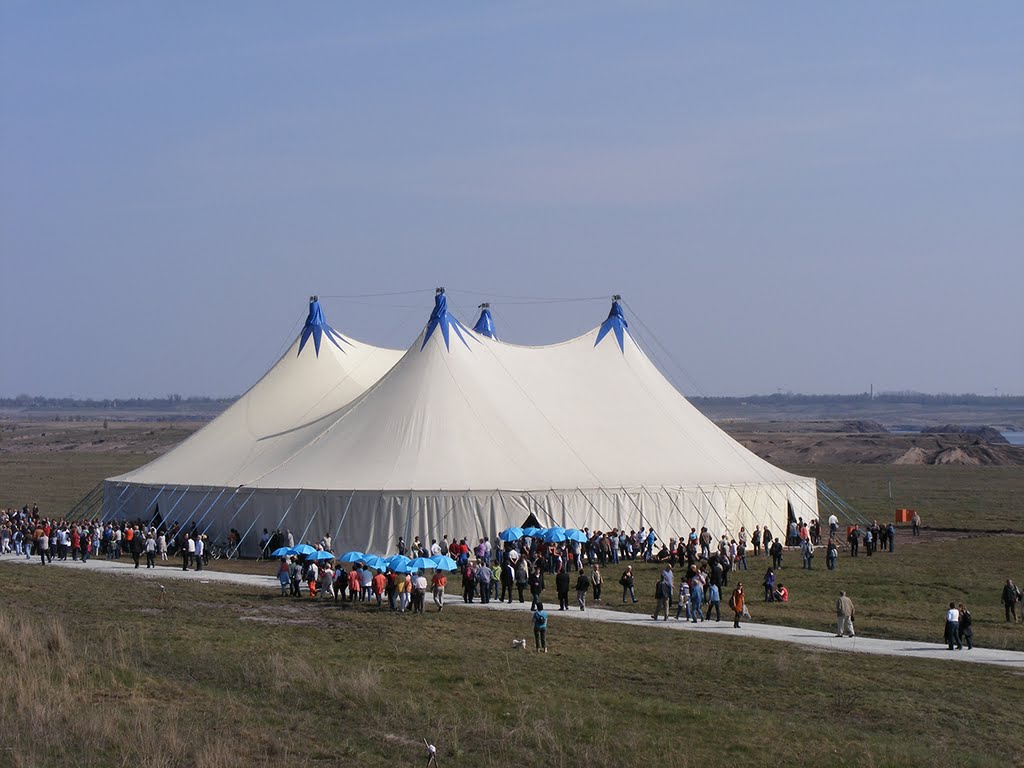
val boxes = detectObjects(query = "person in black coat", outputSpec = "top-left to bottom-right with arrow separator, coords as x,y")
555,568 -> 570,611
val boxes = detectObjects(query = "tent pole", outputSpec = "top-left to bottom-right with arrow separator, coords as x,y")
105,483 -> 144,522
149,486 -> 190,531
191,488 -> 230,535
232,490 -> 265,551
333,491 -> 356,551
170,488 -> 213,532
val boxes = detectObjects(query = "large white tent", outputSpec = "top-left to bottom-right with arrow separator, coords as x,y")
104,292 -> 818,555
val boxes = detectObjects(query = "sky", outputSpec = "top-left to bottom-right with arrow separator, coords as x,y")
1,2 -> 1021,399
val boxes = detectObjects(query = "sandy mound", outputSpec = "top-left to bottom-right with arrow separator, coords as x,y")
894,447 -> 931,465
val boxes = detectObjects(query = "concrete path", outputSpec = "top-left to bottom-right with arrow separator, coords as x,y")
4,555 -> 1023,670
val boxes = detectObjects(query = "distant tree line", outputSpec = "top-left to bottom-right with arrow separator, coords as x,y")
0,395 -> 238,410
691,392 -> 1024,406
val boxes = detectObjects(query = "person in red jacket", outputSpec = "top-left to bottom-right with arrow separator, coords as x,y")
730,583 -> 745,628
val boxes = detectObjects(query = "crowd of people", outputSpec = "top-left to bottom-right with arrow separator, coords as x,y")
5,502 -> 1020,655
0,505 -> 231,571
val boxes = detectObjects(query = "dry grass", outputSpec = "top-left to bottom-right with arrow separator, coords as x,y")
1,564 -> 1023,768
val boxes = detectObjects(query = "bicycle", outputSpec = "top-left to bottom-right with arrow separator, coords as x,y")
210,542 -> 239,560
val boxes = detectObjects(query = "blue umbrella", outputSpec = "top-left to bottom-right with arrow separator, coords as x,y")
408,557 -> 438,571
387,555 -> 411,571
431,554 -> 459,571
292,544 -> 317,556
306,550 -> 335,562
498,527 -> 524,542
542,527 -> 568,543
362,555 -> 388,570
563,529 -> 588,543
338,550 -> 366,563
271,546 -> 295,557
522,527 -> 544,537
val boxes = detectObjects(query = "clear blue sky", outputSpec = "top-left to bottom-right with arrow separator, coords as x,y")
2,2 -> 1021,398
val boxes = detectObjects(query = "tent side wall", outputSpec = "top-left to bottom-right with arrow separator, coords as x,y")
103,479 -> 817,557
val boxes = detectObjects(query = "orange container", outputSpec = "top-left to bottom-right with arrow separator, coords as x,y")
894,508 -> 914,523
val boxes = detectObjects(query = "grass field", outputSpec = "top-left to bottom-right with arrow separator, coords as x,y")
2,450 -> 1024,766
2,563 -> 1024,768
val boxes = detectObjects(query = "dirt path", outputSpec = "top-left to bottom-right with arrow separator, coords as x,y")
3,554 -> 1022,671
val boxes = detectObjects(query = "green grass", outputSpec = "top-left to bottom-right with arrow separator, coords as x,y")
790,464 -> 1024,531
582,533 -> 1024,652
2,563 -> 1023,768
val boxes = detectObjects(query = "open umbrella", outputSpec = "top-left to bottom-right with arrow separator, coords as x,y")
408,557 -> 438,571
542,527 -> 568,543
338,550 -> 366,563
563,529 -> 588,543
430,554 -> 459,571
387,555 -> 411,571
306,550 -> 335,562
522,527 -> 544,538
362,555 -> 388,570
291,544 -> 317,556
271,546 -> 295,558
498,527 -> 524,542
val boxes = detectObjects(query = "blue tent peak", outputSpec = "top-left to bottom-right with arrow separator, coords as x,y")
298,296 -> 349,357
594,297 -> 629,352
422,288 -> 472,351
472,303 -> 496,339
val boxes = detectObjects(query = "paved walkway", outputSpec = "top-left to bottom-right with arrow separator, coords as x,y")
4,555 -> 1023,670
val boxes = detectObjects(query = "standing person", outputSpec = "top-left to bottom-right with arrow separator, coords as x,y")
1002,580 -> 1021,623
130,527 -> 144,569
945,602 -> 962,650
706,582 -> 721,622
826,540 -> 838,571
652,574 -> 669,621
848,526 -> 860,557
729,583 -> 745,628
555,568 -> 570,611
36,526 -> 49,565
836,591 -> 855,637
413,572 -> 428,614
912,512 -> 921,537
958,603 -> 973,650
193,535 -> 204,571
770,539 -> 783,570
761,527 -> 772,558
515,558 -> 529,603
752,525 -> 761,557
828,513 -> 839,538
886,523 -> 896,553
529,567 -> 545,610
620,565 -> 637,604
591,564 -> 603,602
763,568 -> 775,602
575,568 -> 591,611
688,575 -> 704,623
533,602 -> 548,653
500,559 -> 514,603
801,538 -> 814,570
431,570 -> 447,612
157,531 -> 167,561
145,531 -> 157,569
277,558 -> 290,596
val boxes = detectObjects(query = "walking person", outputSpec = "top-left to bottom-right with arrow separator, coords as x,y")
620,565 -> 637,603
529,567 -> 545,611
145,532 -> 157,569
556,568 -> 570,611
958,602 -> 973,649
575,568 -> 591,611
533,602 -> 548,653
945,602 -> 962,650
591,564 -> 603,602
431,570 -> 447,612
1002,579 -> 1021,623
836,591 -> 855,637
729,583 -> 745,628
652,573 -> 669,621
706,582 -> 721,622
